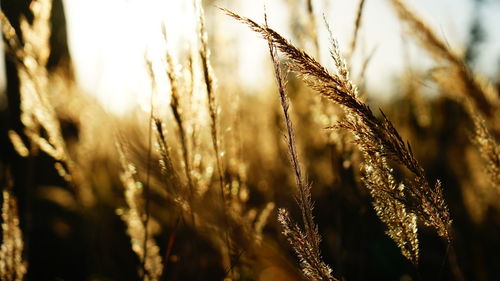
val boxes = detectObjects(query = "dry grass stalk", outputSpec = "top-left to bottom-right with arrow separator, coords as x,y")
357,45 -> 378,91
1,186 -> 27,281
161,27 -> 196,202
254,202 -> 275,244
349,0 -> 366,58
124,114 -> 279,277
223,8 -> 452,264
196,0 -> 222,171
142,58 -> 158,279
153,116 -> 277,275
116,143 -> 163,281
390,0 -> 500,196
306,0 -> 320,58
7,131 -> 29,158
145,55 -> 196,221
144,18 -> 277,276
390,0 -> 499,122
278,209 -> 336,281
195,0 -> 234,274
152,116 -> 196,230
195,0 -> 223,199
0,13 -> 24,60
265,12 -> 337,280
390,0 -> 459,64
363,154 -> 419,264
1,0 -> 75,182
153,118 -> 185,196
471,115 -> 500,191
331,15 -> 418,262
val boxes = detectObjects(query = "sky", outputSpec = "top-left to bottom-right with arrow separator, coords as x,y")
1,0 -> 500,113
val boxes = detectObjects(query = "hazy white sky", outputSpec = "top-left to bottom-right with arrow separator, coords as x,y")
2,0 -> 500,113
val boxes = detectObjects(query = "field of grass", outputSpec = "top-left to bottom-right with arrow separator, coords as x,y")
0,0 -> 499,280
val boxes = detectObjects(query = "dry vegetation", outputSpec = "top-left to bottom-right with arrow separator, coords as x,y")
1,0 -> 499,280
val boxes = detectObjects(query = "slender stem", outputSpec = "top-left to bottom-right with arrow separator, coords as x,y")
447,243 -> 466,281
196,0 -> 233,275
436,242 -> 450,281
141,81 -> 155,281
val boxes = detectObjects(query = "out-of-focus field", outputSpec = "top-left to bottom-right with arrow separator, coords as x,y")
0,0 -> 499,281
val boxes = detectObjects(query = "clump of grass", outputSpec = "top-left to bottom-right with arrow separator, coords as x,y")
390,0 -> 499,206
389,0 -> 499,125
223,8 -> 452,267
4,0 -> 500,280
1,0 -> 75,183
125,6 -> 282,277
391,0 -> 500,120
162,27 -> 196,205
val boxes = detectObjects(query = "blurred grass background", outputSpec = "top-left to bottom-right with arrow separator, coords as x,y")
1,0 -> 499,280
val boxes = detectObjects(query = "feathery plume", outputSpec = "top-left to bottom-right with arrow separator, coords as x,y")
265,12 -> 338,280
223,8 -> 452,264
116,143 -> 163,281
278,209 -> 336,280
471,115 -> 500,191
